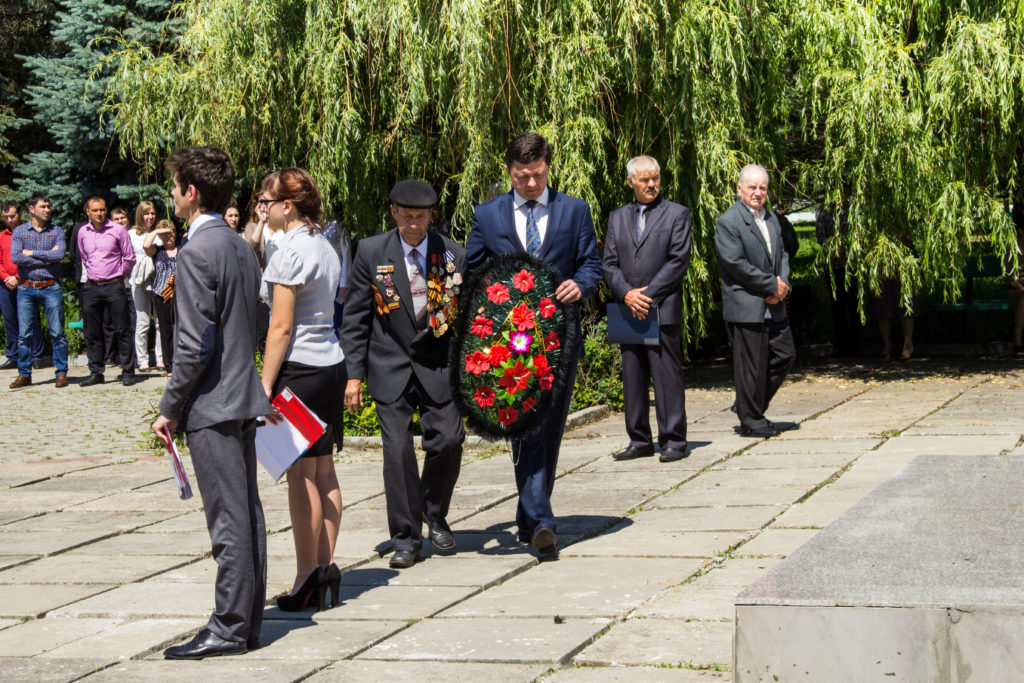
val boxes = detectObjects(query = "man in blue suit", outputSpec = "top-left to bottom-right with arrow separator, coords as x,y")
467,132 -> 602,558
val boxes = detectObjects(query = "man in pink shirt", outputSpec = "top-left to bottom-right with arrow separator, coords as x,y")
77,196 -> 136,386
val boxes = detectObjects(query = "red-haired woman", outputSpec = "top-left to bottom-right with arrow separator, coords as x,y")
258,168 -> 345,611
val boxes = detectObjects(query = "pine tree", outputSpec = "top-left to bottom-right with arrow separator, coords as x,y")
16,0 -> 175,226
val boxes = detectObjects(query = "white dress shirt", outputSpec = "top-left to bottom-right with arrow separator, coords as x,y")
400,234 -> 427,281
512,187 -> 550,251
744,203 -> 772,258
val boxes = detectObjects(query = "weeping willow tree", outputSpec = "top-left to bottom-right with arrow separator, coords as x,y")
108,0 -> 1024,342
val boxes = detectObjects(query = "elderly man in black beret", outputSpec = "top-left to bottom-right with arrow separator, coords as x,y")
341,180 -> 467,569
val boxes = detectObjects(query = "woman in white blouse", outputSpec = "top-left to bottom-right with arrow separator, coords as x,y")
129,202 -> 162,370
259,167 -> 346,612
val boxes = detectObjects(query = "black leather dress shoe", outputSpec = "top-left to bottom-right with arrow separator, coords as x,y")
80,373 -> 104,387
120,372 -> 137,386
425,518 -> 456,553
740,425 -> 780,438
164,629 -> 247,660
0,359 -> 16,370
531,526 -> 558,557
389,549 -> 417,569
612,444 -> 654,461
659,447 -> 687,462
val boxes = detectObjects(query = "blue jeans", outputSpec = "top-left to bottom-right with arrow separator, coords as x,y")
17,283 -> 67,377
1,284 -> 42,363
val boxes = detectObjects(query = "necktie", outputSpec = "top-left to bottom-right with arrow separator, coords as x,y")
408,248 -> 427,328
525,200 -> 541,256
635,204 -> 647,242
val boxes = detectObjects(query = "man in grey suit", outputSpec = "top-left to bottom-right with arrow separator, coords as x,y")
714,164 -> 796,438
603,155 -> 692,463
342,180 -> 466,570
152,146 -> 273,659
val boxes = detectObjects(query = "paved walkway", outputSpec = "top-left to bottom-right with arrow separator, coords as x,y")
1,360 -> 1022,681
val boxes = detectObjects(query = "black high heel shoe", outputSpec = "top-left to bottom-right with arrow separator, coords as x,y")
277,568 -> 326,612
322,563 -> 342,609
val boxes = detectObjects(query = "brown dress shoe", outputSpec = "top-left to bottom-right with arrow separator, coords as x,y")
55,373 -> 68,388
9,375 -> 31,389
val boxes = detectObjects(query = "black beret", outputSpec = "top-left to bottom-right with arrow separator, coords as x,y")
389,180 -> 437,209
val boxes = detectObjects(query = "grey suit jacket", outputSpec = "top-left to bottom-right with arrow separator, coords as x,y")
341,229 -> 466,405
714,199 -> 790,324
603,196 -> 692,325
159,217 -> 272,431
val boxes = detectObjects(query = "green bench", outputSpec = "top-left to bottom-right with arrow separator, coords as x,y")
931,255 -> 1010,312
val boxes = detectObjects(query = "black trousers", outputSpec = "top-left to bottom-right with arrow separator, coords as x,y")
81,281 -> 133,375
186,419 -> 266,644
620,323 -> 687,450
374,377 -> 464,553
728,319 -> 796,431
152,295 -> 175,372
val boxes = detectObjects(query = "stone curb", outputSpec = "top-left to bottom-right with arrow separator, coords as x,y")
345,404 -> 611,449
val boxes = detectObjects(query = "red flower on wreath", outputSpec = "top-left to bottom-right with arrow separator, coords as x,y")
486,282 -> 511,305
537,297 -> 556,319
498,407 -> 519,426
521,397 -> 536,412
488,344 -> 511,365
532,353 -> 550,375
497,360 -> 532,395
512,269 -> 535,292
465,351 -> 491,376
510,303 -> 535,331
538,371 -> 554,391
544,331 -> 560,350
470,316 -> 494,338
473,387 -> 496,407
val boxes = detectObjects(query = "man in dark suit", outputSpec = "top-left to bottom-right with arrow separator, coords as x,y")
467,132 -> 602,558
342,180 -> 466,570
603,155 -> 692,463
714,164 -> 796,438
152,146 -> 273,659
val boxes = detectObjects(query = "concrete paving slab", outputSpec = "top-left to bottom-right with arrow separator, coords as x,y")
715,450 -> 859,470
551,485 -> 662,512
0,490 -> 107,515
634,584 -> 743,621
0,554 -> 188,585
628,506 -> 785,532
0,555 -> 35,571
39,618 -> 196,660
771,485 -> 876,529
242,618 -> 405,659
309,660 -> 551,682
0,583 -> 115,619
577,455 -> 704,473
273,584 -> 476,621
357,616 -> 611,663
559,471 -> 694,491
561,527 -> 749,559
339,555 -> 533,587
0,617 -> 120,656
67,490 -> 202,512
873,434 -> 1017,456
16,474 -> 168,494
0,510 -> 175,533
743,437 -> 879,453
0,530 -> 119,556
657,468 -> 833,509
87,659 -> 331,681
0,618 -> 19,632
51,582 -> 212,619
439,558 -> 691,618
62,531 -> 212,557
0,657 -> 113,681
690,558 -> 782,589
734,527 -> 821,557
574,617 -> 731,669
543,665 -> 731,681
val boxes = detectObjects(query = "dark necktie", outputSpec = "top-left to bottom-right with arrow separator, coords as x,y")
408,248 -> 427,328
525,200 -> 541,256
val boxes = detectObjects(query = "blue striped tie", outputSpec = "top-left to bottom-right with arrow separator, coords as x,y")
525,200 -> 541,256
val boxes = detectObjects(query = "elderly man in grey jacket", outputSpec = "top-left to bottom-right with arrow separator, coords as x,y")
714,164 -> 796,438
152,146 -> 273,660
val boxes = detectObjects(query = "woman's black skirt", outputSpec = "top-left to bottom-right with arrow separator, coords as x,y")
271,359 -> 346,458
